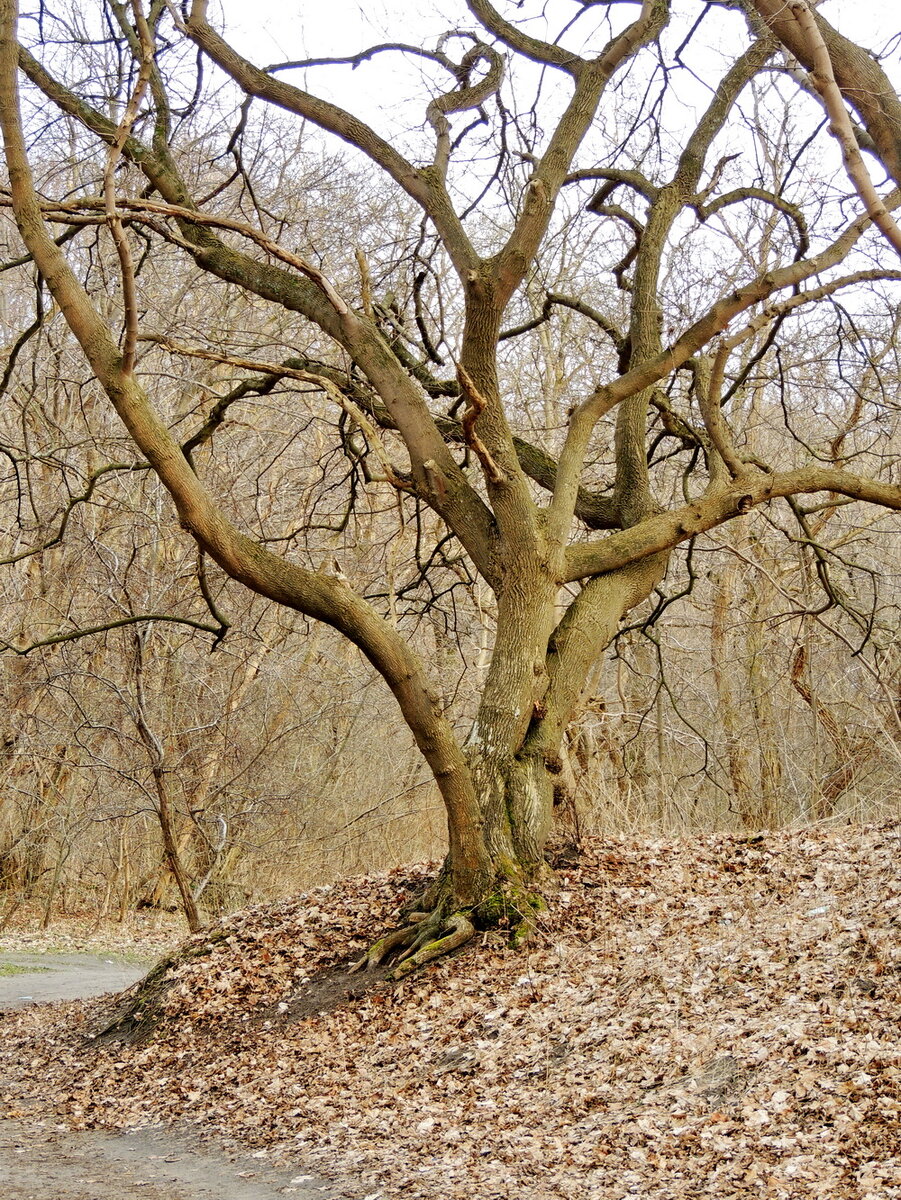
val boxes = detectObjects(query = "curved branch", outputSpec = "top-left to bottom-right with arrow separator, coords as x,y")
695,186 -> 809,257
748,0 -> 901,191
571,167 -> 658,203
427,41 -> 504,177
548,291 -> 625,348
761,0 -> 901,257
465,0 -> 585,74
184,1 -> 479,278
0,613 -> 226,655
13,42 -> 497,582
565,468 -> 901,583
498,290 -> 624,350
0,1 -> 493,907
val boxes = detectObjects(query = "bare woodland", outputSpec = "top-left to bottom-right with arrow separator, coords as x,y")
0,0 -> 899,962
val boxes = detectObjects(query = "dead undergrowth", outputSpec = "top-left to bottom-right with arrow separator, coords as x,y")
2,825 -> 900,1199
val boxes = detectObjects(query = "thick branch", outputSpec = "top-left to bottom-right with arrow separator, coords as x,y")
564,469 -> 901,583
747,0 -> 901,191
763,0 -> 901,257
550,34 -> 777,547
491,0 -> 666,303
0,0 -> 492,905
14,42 -> 498,583
465,0 -> 585,74
184,1 -> 479,279
577,193 -> 901,430
102,0 -> 153,374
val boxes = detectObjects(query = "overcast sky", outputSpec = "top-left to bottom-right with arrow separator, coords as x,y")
218,0 -> 898,68
209,0 -> 899,151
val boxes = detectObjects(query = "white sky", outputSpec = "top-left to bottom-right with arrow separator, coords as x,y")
218,1 -> 899,78
209,0 -> 900,170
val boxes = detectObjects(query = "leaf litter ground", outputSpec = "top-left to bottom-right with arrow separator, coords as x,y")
2,825 -> 900,1199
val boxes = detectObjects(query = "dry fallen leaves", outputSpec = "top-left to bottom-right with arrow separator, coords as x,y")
2,825 -> 900,1199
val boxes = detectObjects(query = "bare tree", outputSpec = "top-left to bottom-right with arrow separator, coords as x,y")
0,0 -> 899,974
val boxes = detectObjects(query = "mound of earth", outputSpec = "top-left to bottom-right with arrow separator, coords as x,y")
2,827 -> 900,1199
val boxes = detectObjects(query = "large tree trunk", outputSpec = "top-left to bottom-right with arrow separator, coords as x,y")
468,550 -> 665,868
350,556 -> 664,977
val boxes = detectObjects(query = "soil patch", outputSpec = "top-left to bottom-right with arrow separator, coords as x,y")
258,962 -> 394,1026
0,953 -> 367,1199
0,1111 -> 353,1200
98,954 -> 396,1046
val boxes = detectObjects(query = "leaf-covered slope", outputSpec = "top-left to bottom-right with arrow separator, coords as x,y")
3,828 -> 900,1199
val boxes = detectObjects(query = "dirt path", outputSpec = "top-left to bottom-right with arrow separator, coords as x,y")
0,953 -> 146,1009
0,1112 -> 360,1200
0,953 -> 364,1200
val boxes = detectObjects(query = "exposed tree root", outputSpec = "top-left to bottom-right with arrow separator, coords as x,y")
390,912 -> 475,979
348,924 -> 417,972
349,910 -> 475,979
350,875 -> 549,978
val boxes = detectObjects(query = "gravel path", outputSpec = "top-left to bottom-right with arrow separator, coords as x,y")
0,954 -> 146,1009
0,1116 -> 349,1200
0,953 -> 362,1200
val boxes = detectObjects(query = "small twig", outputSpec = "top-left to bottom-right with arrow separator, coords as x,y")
456,364 -> 507,485
0,613 -> 225,655
22,194 -> 350,316
147,336 -> 412,489
700,264 -> 901,480
196,549 -> 232,647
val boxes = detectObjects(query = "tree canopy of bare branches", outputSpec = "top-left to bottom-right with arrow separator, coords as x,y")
0,0 -> 899,970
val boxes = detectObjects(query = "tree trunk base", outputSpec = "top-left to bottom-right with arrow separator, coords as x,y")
351,866 -> 549,977
91,862 -> 552,1045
